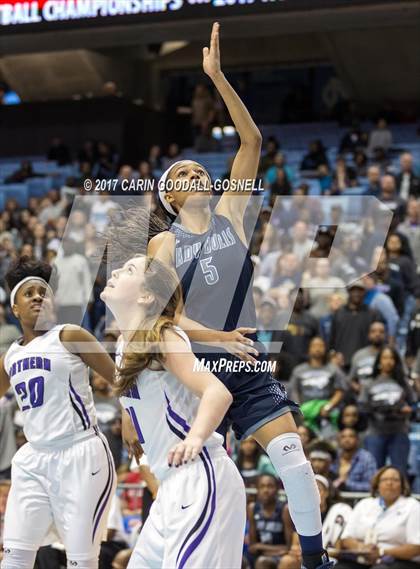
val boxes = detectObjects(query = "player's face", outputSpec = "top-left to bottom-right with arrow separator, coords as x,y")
101,257 -> 149,312
13,281 -> 55,329
166,161 -> 211,213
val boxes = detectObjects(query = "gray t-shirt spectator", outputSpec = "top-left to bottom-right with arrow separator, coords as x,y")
359,375 -> 416,435
290,362 -> 346,403
348,346 -> 377,389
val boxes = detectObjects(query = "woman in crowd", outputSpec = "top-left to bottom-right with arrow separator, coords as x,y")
360,346 -> 416,473
336,466 -> 420,569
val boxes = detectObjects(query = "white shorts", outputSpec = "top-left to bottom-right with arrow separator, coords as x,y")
128,447 -> 246,569
3,428 -> 116,563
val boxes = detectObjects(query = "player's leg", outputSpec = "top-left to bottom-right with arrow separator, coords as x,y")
51,434 -> 116,569
252,414 -> 331,569
162,449 -> 246,569
1,447 -> 54,569
127,496 -> 165,569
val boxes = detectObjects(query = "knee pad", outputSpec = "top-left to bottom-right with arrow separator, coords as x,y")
266,432 -> 320,513
1,547 -> 37,569
67,558 -> 98,569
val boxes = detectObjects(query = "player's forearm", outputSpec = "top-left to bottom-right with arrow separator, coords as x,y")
175,313 -> 223,344
212,72 -> 261,145
188,383 -> 232,442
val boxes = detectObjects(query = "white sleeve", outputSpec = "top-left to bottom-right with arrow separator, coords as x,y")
406,499 -> 420,545
341,500 -> 366,541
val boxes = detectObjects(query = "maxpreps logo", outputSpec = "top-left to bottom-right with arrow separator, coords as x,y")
0,0 -> 184,26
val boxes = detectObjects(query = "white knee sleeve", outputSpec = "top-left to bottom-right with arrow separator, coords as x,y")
67,557 -> 98,569
266,433 -> 322,536
1,547 -> 37,569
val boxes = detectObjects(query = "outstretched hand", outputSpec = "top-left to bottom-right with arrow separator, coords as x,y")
203,22 -> 222,79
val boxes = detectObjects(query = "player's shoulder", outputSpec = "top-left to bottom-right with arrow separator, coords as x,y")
148,231 -> 175,262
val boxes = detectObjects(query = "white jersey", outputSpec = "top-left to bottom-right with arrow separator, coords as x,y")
118,327 -> 224,481
4,324 -> 97,447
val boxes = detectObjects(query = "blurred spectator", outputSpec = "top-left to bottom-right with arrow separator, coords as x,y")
270,168 -> 293,200
395,153 -> 419,200
297,424 -> 317,456
406,295 -> 420,361
353,151 -> 368,177
92,371 -> 123,469
281,289 -> 319,365
265,153 -> 294,187
54,239 -> 92,325
247,474 -> 291,569
339,123 -> 367,154
331,428 -> 377,492
259,137 -> 280,173
337,466 -> 420,569
329,282 -> 382,370
373,248 -> 406,317
290,337 -> 345,433
364,165 -> 382,197
147,145 -> 162,171
317,164 -> 333,195
367,118 -> 393,157
256,297 -> 282,353
47,137 -> 71,165
378,175 -> 406,223
279,475 -> 352,569
270,253 -> 301,289
300,140 -> 329,172
302,259 -> 346,320
319,293 -> 347,345
337,404 -> 368,434
191,84 -> 216,152
89,193 -> 118,233
162,143 -> 183,171
347,321 -> 386,397
78,140 -> 97,167
307,440 -> 337,478
92,142 -> 118,179
0,304 -> 20,353
4,160 -> 43,184
360,346 -> 416,473
290,221 -> 314,263
332,157 -> 357,194
362,274 -> 398,345
236,437 -> 277,489
397,199 -> 420,267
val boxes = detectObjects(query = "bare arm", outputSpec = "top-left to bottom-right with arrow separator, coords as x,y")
0,354 -> 11,399
60,325 -> 115,384
383,544 -> 420,560
203,23 -> 262,236
163,329 -> 233,466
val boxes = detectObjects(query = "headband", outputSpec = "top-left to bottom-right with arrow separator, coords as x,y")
10,277 -> 53,307
315,474 -> 330,489
157,160 -> 185,216
309,450 -> 333,461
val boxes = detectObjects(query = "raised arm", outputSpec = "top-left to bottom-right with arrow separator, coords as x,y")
203,23 -> 262,236
162,329 -> 233,466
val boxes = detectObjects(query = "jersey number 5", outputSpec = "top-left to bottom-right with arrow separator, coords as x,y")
15,376 -> 45,411
200,257 -> 219,285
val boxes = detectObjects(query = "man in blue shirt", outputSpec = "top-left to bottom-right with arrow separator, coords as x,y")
331,428 -> 377,492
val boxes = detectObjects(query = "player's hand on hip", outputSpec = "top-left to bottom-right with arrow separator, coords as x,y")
223,327 -> 259,364
203,22 -> 222,79
168,436 -> 203,467
122,416 -> 144,464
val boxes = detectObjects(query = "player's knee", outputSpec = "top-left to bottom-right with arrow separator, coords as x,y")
278,554 -> 300,569
1,547 -> 37,569
67,557 -> 98,569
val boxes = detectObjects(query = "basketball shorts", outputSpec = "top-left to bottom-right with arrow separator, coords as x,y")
3,427 -> 116,564
128,446 -> 246,569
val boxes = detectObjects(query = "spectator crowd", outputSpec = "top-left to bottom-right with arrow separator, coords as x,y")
0,116 -> 419,568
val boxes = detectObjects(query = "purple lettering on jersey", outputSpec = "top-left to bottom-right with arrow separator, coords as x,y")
22,358 -> 30,371
35,356 -> 43,369
9,357 -> 52,378
43,358 -> 51,371
30,357 -> 36,369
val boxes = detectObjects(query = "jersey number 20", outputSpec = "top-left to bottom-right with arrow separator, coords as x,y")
15,376 -> 45,411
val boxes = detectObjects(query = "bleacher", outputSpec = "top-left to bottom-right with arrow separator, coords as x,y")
0,123 -> 419,209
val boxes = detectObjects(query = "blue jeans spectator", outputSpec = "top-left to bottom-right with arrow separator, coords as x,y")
364,432 -> 410,474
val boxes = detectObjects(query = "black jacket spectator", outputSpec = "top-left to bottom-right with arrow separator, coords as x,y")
47,137 -> 71,165
300,140 -> 329,171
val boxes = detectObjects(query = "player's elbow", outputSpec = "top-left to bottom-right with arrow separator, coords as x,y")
242,131 -> 262,148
